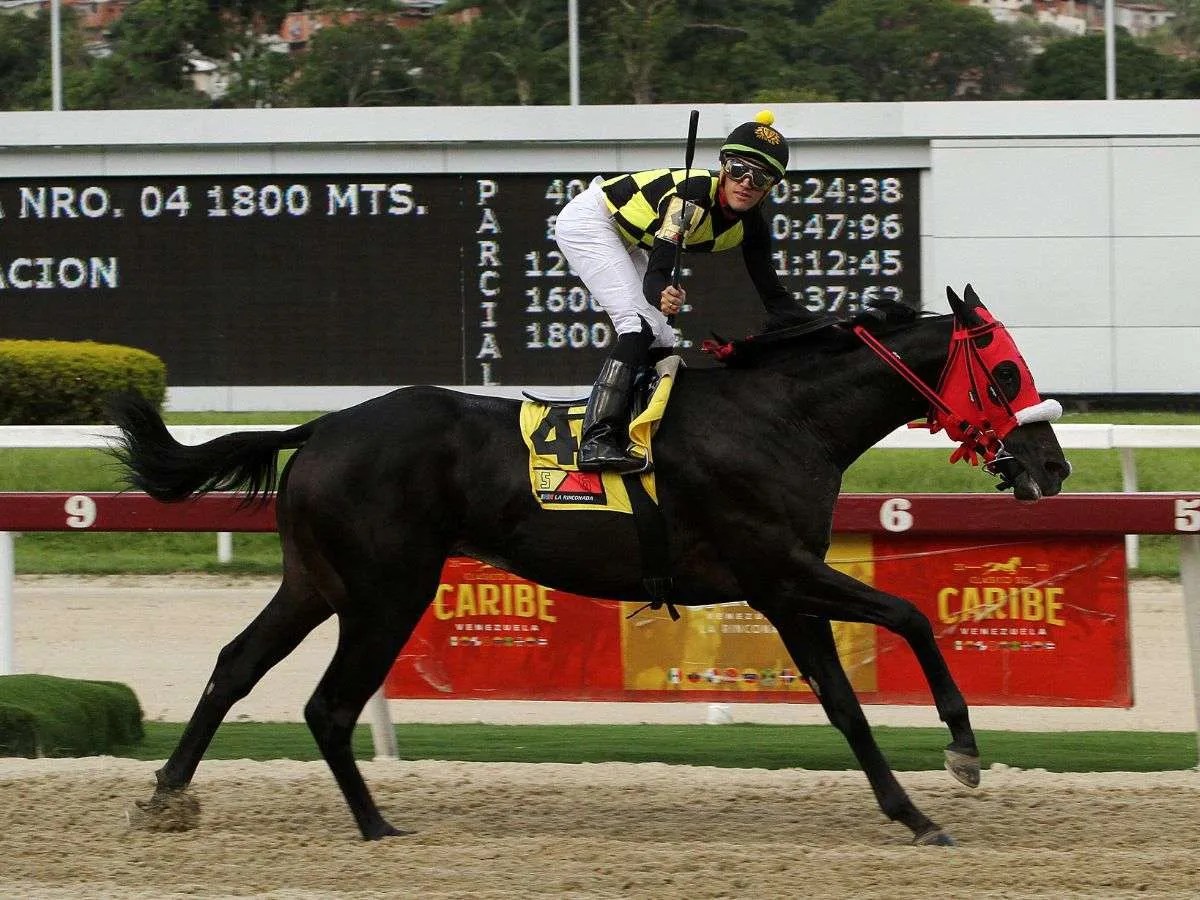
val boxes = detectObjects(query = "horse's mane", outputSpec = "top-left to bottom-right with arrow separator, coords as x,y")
706,299 -> 935,369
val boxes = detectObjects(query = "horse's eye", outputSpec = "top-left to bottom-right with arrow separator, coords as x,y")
991,361 -> 1021,401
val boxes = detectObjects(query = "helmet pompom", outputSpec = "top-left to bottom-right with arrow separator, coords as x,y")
754,110 -> 775,126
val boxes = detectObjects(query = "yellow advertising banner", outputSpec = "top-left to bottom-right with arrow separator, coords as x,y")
620,536 -> 878,696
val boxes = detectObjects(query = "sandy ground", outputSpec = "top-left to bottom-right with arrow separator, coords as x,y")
6,574 -> 1197,730
2,576 -> 1200,898
0,760 -> 1197,898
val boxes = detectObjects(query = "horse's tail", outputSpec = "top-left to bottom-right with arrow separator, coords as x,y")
107,392 -> 317,505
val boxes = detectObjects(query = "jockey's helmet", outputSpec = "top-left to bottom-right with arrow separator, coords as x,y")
720,110 -> 788,180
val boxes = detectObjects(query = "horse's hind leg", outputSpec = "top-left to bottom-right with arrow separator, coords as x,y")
303,566 -> 439,841
151,577 -> 333,796
764,612 -> 955,846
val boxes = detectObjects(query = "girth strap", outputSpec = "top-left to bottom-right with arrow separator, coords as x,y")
621,472 -> 678,621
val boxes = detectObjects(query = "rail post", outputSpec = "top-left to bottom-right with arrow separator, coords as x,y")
1120,447 -> 1139,568
366,689 -> 398,759
1180,533 -> 1200,765
0,532 -> 12,675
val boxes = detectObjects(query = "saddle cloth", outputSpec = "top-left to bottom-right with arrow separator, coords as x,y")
519,356 -> 682,512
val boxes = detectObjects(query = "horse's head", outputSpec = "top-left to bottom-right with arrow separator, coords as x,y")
941,285 -> 1071,502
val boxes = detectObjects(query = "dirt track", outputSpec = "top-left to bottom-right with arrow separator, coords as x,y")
0,759 -> 1197,899
2,576 -> 1199,898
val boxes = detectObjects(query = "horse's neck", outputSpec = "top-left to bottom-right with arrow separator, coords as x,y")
799,319 -> 952,470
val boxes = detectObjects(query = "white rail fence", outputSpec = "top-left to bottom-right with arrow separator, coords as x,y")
3,423 -> 1199,568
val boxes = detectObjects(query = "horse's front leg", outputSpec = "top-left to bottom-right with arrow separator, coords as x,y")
756,608 -> 955,845
755,557 -> 979,787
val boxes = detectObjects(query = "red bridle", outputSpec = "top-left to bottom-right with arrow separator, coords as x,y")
853,313 -> 1056,467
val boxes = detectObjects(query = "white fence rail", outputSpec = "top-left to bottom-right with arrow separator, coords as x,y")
6,422 -> 1200,451
4,423 -> 1200,568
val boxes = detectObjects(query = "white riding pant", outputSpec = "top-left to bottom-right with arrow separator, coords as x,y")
554,177 -> 676,350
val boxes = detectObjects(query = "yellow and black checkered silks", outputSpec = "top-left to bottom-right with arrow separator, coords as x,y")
601,168 -> 748,254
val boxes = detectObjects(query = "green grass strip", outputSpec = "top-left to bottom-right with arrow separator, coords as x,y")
119,722 -> 1197,772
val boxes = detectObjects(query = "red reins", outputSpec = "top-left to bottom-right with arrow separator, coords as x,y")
852,322 -> 1010,467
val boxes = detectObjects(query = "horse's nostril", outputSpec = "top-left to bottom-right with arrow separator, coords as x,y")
1047,459 -> 1072,480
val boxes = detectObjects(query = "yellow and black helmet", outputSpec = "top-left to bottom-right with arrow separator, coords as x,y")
720,110 -> 788,179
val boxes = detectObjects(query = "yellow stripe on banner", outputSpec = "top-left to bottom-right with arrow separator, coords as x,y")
825,536 -> 878,692
620,535 -> 879,693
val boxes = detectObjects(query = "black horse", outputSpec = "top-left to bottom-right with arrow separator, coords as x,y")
109,286 -> 1070,846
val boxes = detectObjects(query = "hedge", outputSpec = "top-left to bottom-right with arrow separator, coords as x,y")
0,339 -> 166,424
0,674 -> 144,757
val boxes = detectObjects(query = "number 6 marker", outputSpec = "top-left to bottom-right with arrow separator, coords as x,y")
880,497 -> 914,532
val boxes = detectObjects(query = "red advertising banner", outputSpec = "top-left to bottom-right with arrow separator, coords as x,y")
384,557 -> 624,699
870,536 -> 1130,707
384,540 -> 875,702
384,537 -> 1130,707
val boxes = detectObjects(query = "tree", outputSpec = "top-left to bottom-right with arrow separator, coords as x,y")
581,0 -> 682,103
219,32 -> 295,108
403,16 -> 472,105
804,0 -> 1025,100
66,55 -> 212,110
106,0 -> 214,89
197,1 -> 298,60
0,10 -> 55,110
1178,57 -> 1200,95
577,0 -> 799,104
446,0 -> 569,105
1025,32 -> 1185,99
659,0 -> 800,103
61,0 -> 216,108
284,18 -> 420,107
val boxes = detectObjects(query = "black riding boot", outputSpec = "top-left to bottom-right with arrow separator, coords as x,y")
578,357 -> 643,473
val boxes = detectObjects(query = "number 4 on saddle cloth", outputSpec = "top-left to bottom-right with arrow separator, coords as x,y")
519,356 -> 683,513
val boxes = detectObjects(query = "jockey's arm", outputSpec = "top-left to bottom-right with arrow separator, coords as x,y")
641,189 -> 706,311
740,208 -> 799,317
643,239 -> 680,309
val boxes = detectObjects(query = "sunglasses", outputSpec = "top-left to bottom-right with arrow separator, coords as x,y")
722,157 -> 776,190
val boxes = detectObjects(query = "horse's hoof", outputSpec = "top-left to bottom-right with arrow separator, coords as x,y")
126,790 -> 201,833
944,747 -> 981,788
913,828 -> 957,847
363,822 -> 415,840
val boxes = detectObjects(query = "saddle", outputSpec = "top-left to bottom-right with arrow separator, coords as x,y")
521,362 -> 667,422
519,356 -> 684,618
520,355 -> 682,492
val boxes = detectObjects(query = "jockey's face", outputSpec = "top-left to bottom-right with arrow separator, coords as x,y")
720,156 -> 774,212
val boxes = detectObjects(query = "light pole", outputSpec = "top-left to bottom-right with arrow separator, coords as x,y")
1104,0 -> 1116,100
568,0 -> 579,105
51,0 -> 63,110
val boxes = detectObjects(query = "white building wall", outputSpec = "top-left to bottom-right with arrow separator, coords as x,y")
1,101 -> 1198,405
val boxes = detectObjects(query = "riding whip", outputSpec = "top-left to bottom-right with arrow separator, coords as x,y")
668,109 -> 700,325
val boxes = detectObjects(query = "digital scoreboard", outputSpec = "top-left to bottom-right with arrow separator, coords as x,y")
0,170 -> 920,386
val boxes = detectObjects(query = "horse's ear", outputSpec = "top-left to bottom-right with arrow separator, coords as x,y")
948,284 -> 985,326
946,285 -> 964,319
960,284 -> 987,325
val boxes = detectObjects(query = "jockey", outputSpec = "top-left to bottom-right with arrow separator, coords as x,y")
555,110 -> 819,473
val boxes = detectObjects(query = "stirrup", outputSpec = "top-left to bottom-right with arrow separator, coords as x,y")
578,439 -> 644,474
